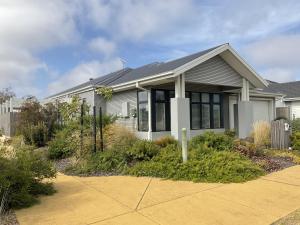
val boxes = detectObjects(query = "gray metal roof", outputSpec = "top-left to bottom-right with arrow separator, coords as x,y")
48,44 -> 223,98
262,81 -> 300,98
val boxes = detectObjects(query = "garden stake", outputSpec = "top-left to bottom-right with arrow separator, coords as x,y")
93,106 -> 97,153
99,107 -> 104,151
80,102 -> 84,153
182,128 -> 188,162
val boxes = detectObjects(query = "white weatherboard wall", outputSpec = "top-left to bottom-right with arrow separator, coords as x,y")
185,55 -> 243,87
106,89 -> 137,131
290,101 -> 300,119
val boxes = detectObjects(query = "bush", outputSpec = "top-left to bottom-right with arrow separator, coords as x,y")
291,132 -> 300,150
48,128 -> 77,159
126,144 -> 264,183
0,148 -> 56,210
233,139 -> 262,158
224,129 -> 236,138
189,132 -> 234,151
126,140 -> 160,161
252,121 -> 271,148
103,124 -> 137,150
154,136 -> 178,148
23,122 -> 48,147
292,118 -> 300,133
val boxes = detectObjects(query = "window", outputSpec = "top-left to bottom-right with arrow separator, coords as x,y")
153,90 -> 170,131
138,91 -> 149,131
188,92 -> 223,130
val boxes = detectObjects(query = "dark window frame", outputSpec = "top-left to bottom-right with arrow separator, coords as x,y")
188,91 -> 224,130
137,90 -> 149,132
137,89 -> 224,132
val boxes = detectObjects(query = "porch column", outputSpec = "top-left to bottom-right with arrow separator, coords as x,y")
5,101 -> 9,114
171,73 -> 190,141
148,90 -> 152,140
236,78 -> 253,138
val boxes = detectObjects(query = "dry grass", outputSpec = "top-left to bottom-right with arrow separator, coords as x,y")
252,121 -> 271,148
103,124 -> 137,149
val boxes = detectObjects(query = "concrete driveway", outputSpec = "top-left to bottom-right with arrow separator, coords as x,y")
16,166 -> 300,225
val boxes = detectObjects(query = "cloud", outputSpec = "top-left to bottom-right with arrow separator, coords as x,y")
88,37 -> 116,57
243,34 -> 300,82
0,0 -> 80,97
47,58 -> 123,95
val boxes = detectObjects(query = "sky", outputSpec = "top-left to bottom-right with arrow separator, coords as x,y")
1,0 -> 300,98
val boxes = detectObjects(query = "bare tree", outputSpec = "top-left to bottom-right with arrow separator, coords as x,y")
0,87 -> 15,104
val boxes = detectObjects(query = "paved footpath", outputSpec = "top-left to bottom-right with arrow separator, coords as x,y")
16,166 -> 300,225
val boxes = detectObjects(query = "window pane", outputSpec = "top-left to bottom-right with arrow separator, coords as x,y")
202,104 -> 210,128
191,104 -> 201,129
202,93 -> 210,103
213,94 -> 220,103
138,91 -> 148,102
185,92 -> 190,98
156,90 -> 165,101
169,91 -> 175,99
191,93 -> 200,102
155,103 -> 166,131
213,104 -> 221,128
138,103 -> 149,131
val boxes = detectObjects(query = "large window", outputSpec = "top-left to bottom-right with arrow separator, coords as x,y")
138,91 -> 149,131
153,90 -> 171,131
189,92 -> 223,130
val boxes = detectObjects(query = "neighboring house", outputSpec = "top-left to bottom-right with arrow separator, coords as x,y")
262,81 -> 300,119
0,98 -> 24,136
46,43 -> 277,140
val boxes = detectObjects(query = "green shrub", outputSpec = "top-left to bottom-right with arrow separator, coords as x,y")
154,136 -> 178,148
23,122 -> 48,147
291,132 -> 300,150
189,132 -> 234,151
0,149 -> 56,209
48,128 -> 77,159
126,145 -> 264,183
126,140 -> 160,161
224,129 -> 236,138
292,119 -> 300,133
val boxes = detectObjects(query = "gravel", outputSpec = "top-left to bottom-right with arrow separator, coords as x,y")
0,210 -> 19,225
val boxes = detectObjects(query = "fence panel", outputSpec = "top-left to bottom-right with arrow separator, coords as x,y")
271,119 -> 290,149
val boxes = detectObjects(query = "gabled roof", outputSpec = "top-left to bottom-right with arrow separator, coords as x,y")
48,43 -> 268,98
262,81 -> 300,99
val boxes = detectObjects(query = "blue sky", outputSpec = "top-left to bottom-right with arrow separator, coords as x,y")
1,0 -> 300,98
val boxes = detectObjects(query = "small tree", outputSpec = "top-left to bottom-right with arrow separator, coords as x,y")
0,87 -> 15,104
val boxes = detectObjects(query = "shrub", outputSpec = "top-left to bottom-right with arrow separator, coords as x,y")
126,145 -> 264,183
126,140 -> 160,161
103,124 -> 137,150
48,128 -> 77,159
292,118 -> 300,133
224,129 -> 236,138
189,132 -> 234,151
22,122 -> 48,147
233,139 -> 262,158
0,148 -> 56,210
154,136 -> 178,148
291,132 -> 300,150
252,121 -> 271,148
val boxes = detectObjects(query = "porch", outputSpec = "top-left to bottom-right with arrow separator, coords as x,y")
135,76 -> 253,141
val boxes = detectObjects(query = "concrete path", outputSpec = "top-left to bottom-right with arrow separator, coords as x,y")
16,166 -> 300,225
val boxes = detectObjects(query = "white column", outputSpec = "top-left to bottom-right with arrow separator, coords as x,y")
171,74 -> 190,141
241,78 -> 250,101
147,90 -> 152,140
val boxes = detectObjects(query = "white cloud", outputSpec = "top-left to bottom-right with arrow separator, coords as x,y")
48,58 -> 123,95
88,37 -> 116,57
0,0 -> 80,97
243,35 -> 300,82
